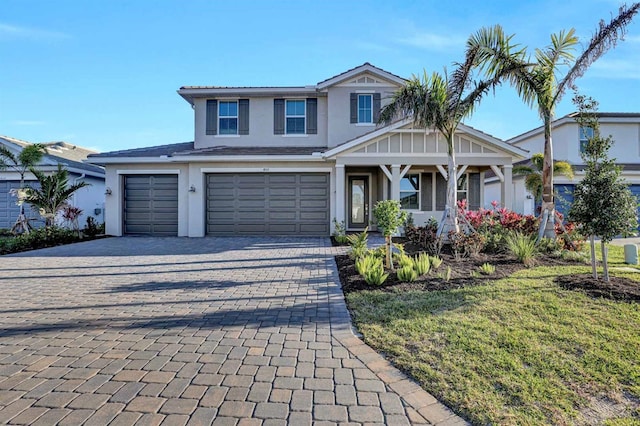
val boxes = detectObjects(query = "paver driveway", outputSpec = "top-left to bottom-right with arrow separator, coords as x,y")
0,237 -> 464,425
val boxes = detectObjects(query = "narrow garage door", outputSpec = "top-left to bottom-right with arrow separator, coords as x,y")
123,175 -> 178,236
206,173 -> 330,236
0,181 -> 21,230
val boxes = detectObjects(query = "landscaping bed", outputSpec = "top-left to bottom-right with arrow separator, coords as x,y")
339,241 -> 640,425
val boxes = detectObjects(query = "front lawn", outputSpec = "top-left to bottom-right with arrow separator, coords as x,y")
345,245 -> 640,425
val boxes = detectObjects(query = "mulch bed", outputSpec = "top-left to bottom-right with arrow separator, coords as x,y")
555,274 -> 640,302
335,240 -> 640,302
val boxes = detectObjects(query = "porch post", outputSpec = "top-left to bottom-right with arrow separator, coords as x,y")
391,164 -> 401,201
335,164 -> 346,226
501,164 -> 513,209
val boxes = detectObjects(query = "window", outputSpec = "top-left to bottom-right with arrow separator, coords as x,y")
219,101 -> 238,135
400,174 -> 420,210
358,94 -> 373,123
286,100 -> 306,134
457,173 -> 468,204
580,126 -> 594,153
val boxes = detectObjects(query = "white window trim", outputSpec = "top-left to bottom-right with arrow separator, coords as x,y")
219,100 -> 239,135
285,99 -> 306,135
357,94 -> 374,124
400,172 -> 421,211
579,125 -> 594,153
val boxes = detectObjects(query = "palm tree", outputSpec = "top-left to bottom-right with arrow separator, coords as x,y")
379,25 -> 523,235
25,164 -> 90,227
484,3 -> 640,237
513,153 -> 574,204
0,143 -> 46,233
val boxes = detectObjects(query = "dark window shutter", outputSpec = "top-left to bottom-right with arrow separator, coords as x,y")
468,172 -> 481,210
238,99 -> 249,135
373,93 -> 381,123
306,98 -> 317,134
273,99 -> 285,135
421,173 -> 433,211
206,100 -> 217,135
436,172 -> 447,211
350,93 -> 357,123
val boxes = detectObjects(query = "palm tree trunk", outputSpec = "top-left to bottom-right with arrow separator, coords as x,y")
444,135 -> 459,235
540,114 -> 556,238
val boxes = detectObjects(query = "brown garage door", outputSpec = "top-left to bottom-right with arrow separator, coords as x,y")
123,175 -> 178,236
206,173 -> 330,236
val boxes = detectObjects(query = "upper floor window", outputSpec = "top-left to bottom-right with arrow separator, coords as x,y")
358,94 -> 373,123
579,126 -> 594,153
219,101 -> 238,135
400,173 -> 420,210
286,100 -> 306,134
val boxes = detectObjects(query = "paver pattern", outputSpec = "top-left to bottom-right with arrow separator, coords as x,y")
0,237 -> 466,425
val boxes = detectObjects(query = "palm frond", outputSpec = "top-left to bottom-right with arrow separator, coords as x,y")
512,165 -> 535,176
555,3 -> 640,103
524,173 -> 543,201
531,153 -> 545,171
553,160 -> 574,179
0,146 -> 18,170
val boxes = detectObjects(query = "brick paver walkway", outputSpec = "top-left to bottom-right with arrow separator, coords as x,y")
0,237 -> 466,425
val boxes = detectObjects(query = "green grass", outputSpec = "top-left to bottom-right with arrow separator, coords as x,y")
346,245 -> 640,425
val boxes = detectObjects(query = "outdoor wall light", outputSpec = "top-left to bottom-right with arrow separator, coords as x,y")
105,188 -> 112,195
189,185 -> 197,193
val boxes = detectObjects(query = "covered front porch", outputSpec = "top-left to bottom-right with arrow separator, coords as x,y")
325,120 -> 526,231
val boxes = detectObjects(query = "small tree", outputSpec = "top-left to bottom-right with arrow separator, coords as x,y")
568,94 -> 638,282
373,200 -> 407,269
25,164 -> 90,227
0,143 -> 46,233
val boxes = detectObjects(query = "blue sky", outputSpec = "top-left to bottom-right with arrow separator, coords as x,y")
1,0 -> 639,153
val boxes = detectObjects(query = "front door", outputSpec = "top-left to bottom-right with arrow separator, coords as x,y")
348,175 -> 369,229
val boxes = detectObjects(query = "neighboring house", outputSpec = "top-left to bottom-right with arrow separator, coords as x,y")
87,63 -> 526,237
485,113 -> 640,217
0,136 -> 106,229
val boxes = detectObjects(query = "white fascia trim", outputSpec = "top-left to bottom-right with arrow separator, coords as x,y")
87,157 -> 174,164
116,169 -> 181,175
199,167 -> 333,173
170,155 -> 327,162
64,167 -> 105,179
317,64 -> 406,89
324,118 -> 413,158
178,87 -> 322,104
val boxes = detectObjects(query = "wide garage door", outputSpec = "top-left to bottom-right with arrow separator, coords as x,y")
123,175 -> 178,236
206,173 -> 330,236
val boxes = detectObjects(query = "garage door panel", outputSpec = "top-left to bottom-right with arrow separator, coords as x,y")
124,175 -> 178,236
206,173 -> 329,236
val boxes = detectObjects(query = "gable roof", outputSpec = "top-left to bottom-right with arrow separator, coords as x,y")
316,62 -> 406,89
509,112 -> 640,145
0,135 -> 105,177
323,120 -> 528,159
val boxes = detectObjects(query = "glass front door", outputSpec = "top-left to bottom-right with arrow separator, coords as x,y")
348,176 -> 369,229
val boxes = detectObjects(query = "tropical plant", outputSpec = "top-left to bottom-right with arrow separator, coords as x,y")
437,265 -> 452,282
363,262 -> 389,286
355,254 -> 381,276
397,266 -> 418,282
347,227 -> 369,260
405,218 -> 443,256
478,263 -> 496,275
413,253 -> 431,276
394,253 -> 414,269
24,164 -> 90,227
372,200 -> 407,269
430,256 -> 443,270
332,218 -> 349,245
379,25 -> 523,236
0,143 -> 46,234
568,94 -> 638,281
513,153 -> 574,203
482,4 -> 640,237
505,232 -> 538,266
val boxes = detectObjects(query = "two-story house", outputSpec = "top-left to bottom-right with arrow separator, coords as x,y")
88,63 -> 526,237
485,112 -> 640,217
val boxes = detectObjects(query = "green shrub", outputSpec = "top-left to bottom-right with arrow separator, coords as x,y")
430,256 -> 443,269
394,253 -> 414,269
405,218 -> 443,256
364,264 -> 389,286
370,246 -> 387,260
83,217 -> 105,238
413,253 -> 431,276
397,266 -> 418,282
0,226 -> 79,255
347,227 -> 369,260
478,262 -> 496,275
448,231 -> 486,259
355,254 -> 381,276
505,232 -> 538,266
537,237 -> 564,254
